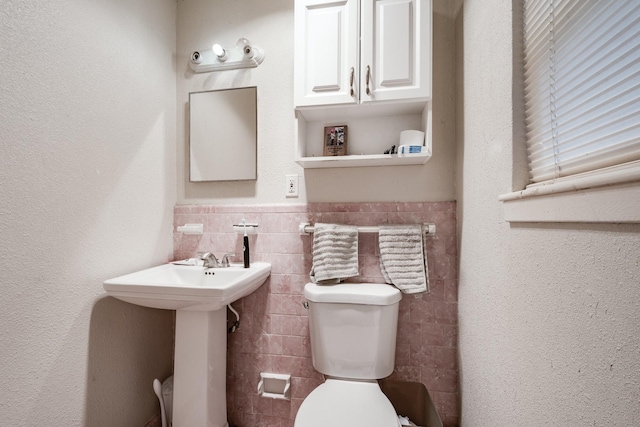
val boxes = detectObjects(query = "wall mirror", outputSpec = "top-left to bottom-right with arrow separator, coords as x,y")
189,87 -> 257,181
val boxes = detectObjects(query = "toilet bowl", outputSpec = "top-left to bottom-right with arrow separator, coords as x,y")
295,378 -> 400,426
295,283 -> 402,427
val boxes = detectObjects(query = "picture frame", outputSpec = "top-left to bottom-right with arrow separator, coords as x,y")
323,125 -> 348,156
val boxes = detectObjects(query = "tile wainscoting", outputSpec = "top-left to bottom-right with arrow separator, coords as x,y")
174,202 -> 458,427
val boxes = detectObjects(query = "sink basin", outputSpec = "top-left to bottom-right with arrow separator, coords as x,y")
103,262 -> 271,311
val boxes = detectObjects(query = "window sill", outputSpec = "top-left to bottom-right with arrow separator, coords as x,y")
499,161 -> 640,223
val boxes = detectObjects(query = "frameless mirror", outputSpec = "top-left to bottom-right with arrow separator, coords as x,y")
189,87 -> 257,181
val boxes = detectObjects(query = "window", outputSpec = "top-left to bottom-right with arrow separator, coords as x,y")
500,0 -> 640,222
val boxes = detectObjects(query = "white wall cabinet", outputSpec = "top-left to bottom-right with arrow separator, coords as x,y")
294,0 -> 433,168
295,0 -> 431,107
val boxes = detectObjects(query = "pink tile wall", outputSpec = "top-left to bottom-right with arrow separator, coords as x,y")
173,202 -> 459,427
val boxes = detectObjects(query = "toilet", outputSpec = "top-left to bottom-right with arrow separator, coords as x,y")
295,282 -> 403,427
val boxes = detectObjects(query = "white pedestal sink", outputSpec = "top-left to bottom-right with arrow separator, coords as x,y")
104,262 -> 271,427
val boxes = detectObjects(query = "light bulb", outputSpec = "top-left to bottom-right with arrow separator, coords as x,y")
212,43 -> 227,61
236,38 -> 254,58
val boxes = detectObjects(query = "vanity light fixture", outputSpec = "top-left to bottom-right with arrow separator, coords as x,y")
189,38 -> 265,73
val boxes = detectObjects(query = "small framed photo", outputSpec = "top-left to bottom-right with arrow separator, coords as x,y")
323,125 -> 348,156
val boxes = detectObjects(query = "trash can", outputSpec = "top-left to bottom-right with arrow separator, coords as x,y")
379,379 -> 443,427
161,376 -> 173,426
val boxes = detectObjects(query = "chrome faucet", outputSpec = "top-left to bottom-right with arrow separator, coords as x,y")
200,252 -> 220,268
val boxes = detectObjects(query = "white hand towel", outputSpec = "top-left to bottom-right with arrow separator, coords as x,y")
310,223 -> 359,284
379,225 -> 429,294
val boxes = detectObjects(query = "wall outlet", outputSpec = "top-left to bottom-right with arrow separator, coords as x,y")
286,174 -> 299,198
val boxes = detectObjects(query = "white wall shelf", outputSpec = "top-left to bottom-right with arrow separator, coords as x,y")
295,100 -> 432,169
296,153 -> 431,169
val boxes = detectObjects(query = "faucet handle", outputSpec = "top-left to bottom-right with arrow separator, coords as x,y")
221,253 -> 236,268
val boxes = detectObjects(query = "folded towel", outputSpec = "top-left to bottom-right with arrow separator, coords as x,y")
379,225 -> 429,294
310,223 -> 359,284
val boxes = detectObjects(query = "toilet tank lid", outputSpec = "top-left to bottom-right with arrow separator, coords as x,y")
304,283 -> 401,306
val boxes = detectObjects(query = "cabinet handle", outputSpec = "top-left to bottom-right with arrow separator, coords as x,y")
350,67 -> 355,97
366,65 -> 371,95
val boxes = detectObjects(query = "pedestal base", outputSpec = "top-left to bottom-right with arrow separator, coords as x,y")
173,309 -> 228,427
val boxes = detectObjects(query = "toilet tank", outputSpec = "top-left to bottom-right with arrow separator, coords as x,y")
304,283 -> 402,380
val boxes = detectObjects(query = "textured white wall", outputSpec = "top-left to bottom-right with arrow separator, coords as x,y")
0,1 -> 177,425
176,0 -> 457,204
457,1 -> 640,425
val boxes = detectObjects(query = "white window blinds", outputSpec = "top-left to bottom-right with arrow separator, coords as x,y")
523,0 -> 640,185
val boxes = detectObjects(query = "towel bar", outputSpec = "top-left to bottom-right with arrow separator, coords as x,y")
298,222 -> 436,235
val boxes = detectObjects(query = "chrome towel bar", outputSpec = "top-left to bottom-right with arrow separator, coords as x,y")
298,222 -> 436,235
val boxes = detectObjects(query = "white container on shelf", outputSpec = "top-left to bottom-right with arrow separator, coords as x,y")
399,130 -> 425,146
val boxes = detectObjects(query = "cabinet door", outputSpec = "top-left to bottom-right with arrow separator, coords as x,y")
294,0 -> 359,107
360,0 -> 431,103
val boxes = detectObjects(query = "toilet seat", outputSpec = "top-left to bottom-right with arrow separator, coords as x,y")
294,378 -> 400,427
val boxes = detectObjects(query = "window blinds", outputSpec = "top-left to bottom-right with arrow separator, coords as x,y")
523,0 -> 640,184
